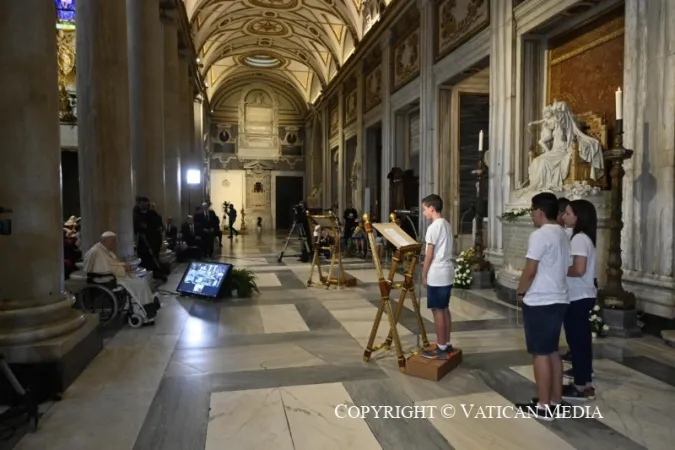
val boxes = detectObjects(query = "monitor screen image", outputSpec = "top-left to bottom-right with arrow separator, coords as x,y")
176,262 -> 232,298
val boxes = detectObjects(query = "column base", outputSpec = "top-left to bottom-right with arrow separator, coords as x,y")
0,314 -> 102,405
602,308 -> 642,338
471,268 -> 494,289
661,330 -> 675,347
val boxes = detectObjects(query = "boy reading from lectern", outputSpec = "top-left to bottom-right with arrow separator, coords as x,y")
420,195 -> 455,360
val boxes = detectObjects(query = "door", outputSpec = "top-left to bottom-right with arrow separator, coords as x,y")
275,176 -> 304,230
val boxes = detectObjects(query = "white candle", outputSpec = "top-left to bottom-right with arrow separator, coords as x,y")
615,87 -> 623,120
478,130 -> 484,151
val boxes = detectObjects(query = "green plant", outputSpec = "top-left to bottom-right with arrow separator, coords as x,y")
230,268 -> 259,298
454,247 -> 474,289
500,207 -> 531,222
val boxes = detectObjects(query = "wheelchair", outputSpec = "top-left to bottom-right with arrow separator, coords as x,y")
77,272 -> 160,328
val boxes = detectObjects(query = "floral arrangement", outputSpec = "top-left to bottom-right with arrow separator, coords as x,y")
500,207 -> 531,222
590,304 -> 609,338
454,247 -> 475,289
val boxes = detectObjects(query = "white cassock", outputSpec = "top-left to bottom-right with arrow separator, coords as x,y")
82,242 -> 156,306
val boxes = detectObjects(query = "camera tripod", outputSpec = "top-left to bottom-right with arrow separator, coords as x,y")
0,354 -> 39,432
277,220 -> 312,263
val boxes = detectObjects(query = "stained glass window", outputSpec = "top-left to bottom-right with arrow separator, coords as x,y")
56,0 -> 75,29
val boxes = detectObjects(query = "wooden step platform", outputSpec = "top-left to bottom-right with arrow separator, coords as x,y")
320,272 -> 357,287
405,348 -> 463,381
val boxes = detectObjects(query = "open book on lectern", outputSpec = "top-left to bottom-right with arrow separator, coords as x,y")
309,215 -> 339,230
372,222 -> 420,252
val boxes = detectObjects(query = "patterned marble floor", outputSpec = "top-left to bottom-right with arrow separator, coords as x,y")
6,234 -> 675,450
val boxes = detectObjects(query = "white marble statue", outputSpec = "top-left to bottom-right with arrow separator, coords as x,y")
526,101 -> 604,190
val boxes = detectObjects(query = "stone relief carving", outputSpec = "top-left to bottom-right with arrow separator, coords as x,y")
329,107 -> 339,136
393,29 -> 420,91
364,66 -> 382,111
520,101 -> 604,192
237,88 -> 281,159
436,0 -> 490,60
344,90 -> 357,125
308,183 -> 323,207
363,0 -> 382,34
350,159 -> 361,208
57,29 -> 77,123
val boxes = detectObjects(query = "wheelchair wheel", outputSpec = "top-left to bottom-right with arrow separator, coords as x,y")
78,285 -> 119,327
128,314 -> 144,328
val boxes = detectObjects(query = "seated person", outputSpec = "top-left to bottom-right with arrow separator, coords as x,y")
165,217 -> 178,250
82,231 -> 159,309
180,215 -> 203,260
351,221 -> 366,258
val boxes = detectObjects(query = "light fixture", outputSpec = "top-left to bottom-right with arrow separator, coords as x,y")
186,169 -> 201,185
243,54 -> 282,68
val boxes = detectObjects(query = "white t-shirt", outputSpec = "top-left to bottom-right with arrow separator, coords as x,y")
425,218 -> 454,286
567,232 -> 597,301
523,224 -> 571,306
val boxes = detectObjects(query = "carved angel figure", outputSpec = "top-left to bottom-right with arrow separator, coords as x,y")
526,101 -> 604,190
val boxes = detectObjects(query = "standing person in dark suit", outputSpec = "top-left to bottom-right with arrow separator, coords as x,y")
208,205 -> 222,247
194,202 -> 214,257
133,196 -> 167,281
227,204 -> 240,239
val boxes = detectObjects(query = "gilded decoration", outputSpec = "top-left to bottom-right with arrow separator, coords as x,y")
352,0 -> 363,13
329,107 -> 339,136
547,11 -> 624,129
246,19 -> 289,36
56,29 -> 76,88
435,0 -> 490,61
249,0 -> 299,9
344,90 -> 357,125
392,29 -> 420,91
364,66 -> 382,111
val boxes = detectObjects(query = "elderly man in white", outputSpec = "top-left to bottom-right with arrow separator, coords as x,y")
82,231 -> 158,308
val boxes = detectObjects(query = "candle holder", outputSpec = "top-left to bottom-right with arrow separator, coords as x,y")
469,151 -> 493,288
597,118 -> 641,337
239,208 -> 248,235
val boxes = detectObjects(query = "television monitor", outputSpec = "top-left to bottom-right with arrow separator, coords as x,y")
176,261 -> 233,298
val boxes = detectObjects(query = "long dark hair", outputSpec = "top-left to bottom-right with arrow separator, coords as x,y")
569,199 -> 597,246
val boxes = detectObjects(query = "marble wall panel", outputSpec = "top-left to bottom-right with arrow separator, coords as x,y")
364,65 -> 382,112
392,28 -> 420,92
435,0 -> 490,61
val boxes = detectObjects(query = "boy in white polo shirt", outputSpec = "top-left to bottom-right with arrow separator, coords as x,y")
515,192 -> 571,421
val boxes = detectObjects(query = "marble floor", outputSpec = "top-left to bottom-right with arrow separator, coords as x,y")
4,234 -> 675,450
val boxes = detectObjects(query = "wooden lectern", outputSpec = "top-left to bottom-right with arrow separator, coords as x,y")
362,214 -> 429,371
306,212 -> 356,289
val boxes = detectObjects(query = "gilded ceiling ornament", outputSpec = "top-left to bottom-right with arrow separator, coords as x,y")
246,19 -> 288,36
249,0 -> 299,9
56,29 -> 76,88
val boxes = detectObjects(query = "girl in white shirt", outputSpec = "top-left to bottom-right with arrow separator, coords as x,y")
561,199 -> 598,402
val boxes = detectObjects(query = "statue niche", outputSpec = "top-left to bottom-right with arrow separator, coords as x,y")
237,88 -> 280,160
525,100 -> 605,191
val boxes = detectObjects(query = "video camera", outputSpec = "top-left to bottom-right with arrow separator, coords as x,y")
292,202 -> 307,224
0,206 -> 12,236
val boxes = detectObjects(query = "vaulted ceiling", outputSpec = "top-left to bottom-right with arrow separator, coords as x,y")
186,0 -> 391,107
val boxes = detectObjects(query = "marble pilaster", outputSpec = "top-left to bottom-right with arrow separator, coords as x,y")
380,31 -> 393,220
321,104 -> 330,208
621,0 -> 675,318
355,60 -> 365,213
337,85 -> 345,212
127,0 -> 165,213
0,0 -> 97,365
417,0 -> 435,238
161,9 -> 182,222
193,96 -> 205,201
76,0 -> 135,256
178,52 -> 192,216
487,0 -> 516,259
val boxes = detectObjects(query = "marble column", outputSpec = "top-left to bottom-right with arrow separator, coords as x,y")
77,0 -> 135,256
0,0 -> 98,366
161,8 -> 182,222
418,0 -> 436,238
621,0 -> 675,318
487,0 -> 516,257
193,96 -> 205,200
321,104 -> 330,208
380,31 -> 393,220
337,85 -> 345,212
355,60 -> 365,213
127,0 -> 165,213
178,52 -> 192,216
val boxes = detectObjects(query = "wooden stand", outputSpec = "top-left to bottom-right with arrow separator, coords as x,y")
362,214 -> 429,371
306,213 -> 355,289
406,349 -> 463,381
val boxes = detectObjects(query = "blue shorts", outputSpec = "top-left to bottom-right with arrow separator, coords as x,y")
427,285 -> 452,310
522,303 -> 567,355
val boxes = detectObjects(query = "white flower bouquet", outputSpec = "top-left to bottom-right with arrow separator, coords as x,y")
454,247 -> 475,289
589,304 -> 609,338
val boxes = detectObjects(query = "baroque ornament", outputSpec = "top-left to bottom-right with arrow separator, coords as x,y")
56,29 -> 76,88
394,31 -> 419,88
247,19 -> 288,36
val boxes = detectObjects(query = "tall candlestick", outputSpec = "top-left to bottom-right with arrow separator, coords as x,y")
478,130 -> 484,151
615,87 -> 623,121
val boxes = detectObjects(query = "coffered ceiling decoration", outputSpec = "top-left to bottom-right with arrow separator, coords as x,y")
187,0 -> 391,106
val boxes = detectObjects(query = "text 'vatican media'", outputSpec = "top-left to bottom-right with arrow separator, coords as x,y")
334,404 -> 603,420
